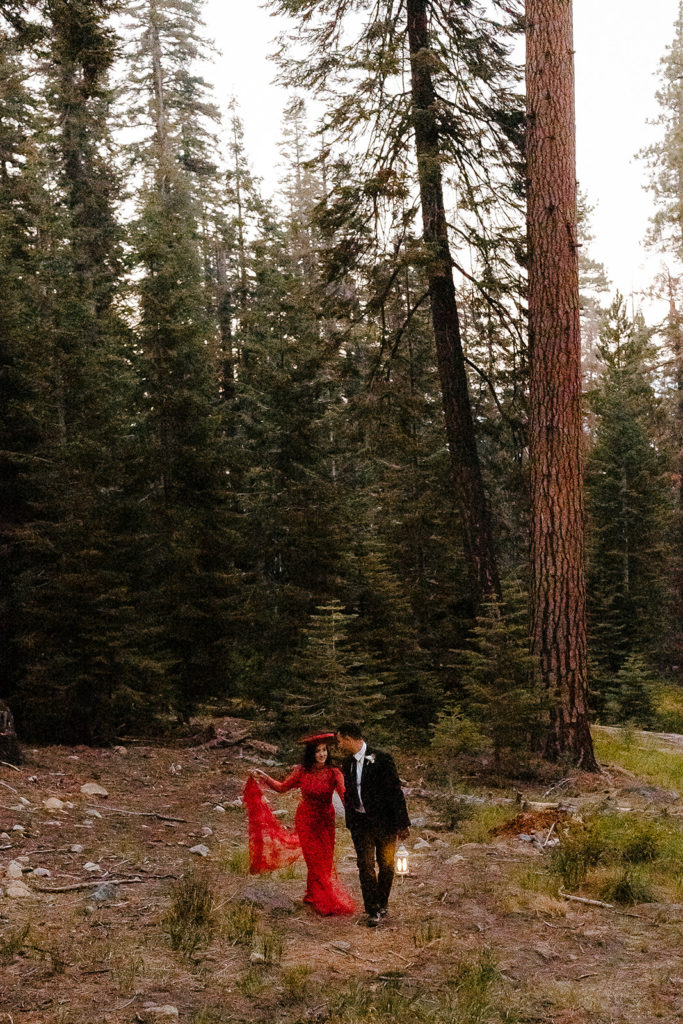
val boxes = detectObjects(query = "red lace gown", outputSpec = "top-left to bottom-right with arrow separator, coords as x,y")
243,764 -> 355,916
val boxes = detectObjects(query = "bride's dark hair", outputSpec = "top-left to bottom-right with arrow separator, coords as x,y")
301,740 -> 331,771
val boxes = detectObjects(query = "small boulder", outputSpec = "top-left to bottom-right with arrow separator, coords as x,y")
31,867 -> 51,877
6,880 -> 32,898
138,1006 -> 179,1022
249,951 -> 266,964
413,837 -> 431,850
213,805 -> 226,813
189,844 -> 209,857
6,860 -> 25,879
91,882 -> 118,902
43,797 -> 65,811
83,861 -> 101,873
80,782 -> 108,798
11,824 -> 25,832
69,844 -> 84,854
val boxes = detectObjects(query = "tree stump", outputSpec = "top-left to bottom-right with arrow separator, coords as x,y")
0,701 -> 22,764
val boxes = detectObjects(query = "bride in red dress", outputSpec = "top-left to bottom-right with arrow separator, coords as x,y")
244,733 -> 355,916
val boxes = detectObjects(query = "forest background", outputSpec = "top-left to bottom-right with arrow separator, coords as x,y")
0,0 -> 681,761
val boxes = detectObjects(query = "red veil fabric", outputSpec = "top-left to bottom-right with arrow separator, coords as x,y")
242,768 -> 355,916
242,775 -> 302,873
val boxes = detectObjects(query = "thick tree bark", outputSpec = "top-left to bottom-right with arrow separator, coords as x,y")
526,0 -> 598,768
406,0 -> 500,606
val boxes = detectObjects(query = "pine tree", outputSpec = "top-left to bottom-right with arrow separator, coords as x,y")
0,7 -> 50,710
640,1 -> 683,669
605,653 -> 657,729
526,0 -> 597,768
269,0 -> 527,609
586,296 -> 674,681
230,194 -> 347,705
4,1 -> 145,742
125,0 -> 236,718
282,601 -> 387,737
453,582 -> 544,774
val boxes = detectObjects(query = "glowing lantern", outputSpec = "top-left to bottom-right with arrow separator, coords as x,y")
395,843 -> 409,877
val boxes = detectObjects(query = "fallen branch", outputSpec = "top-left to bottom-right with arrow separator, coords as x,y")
33,873 -> 177,893
543,777 -> 571,798
541,823 -> 556,848
92,806 -> 188,823
559,888 -> 614,909
0,779 -> 19,794
0,760 -> 21,772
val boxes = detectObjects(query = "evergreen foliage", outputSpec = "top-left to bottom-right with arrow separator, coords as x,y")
586,296 -> 675,683
445,582 -> 545,772
0,0 -> 677,751
639,1 -> 683,671
282,600 -> 387,737
605,653 -> 657,729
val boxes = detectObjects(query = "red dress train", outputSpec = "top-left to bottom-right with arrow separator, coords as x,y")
243,765 -> 355,916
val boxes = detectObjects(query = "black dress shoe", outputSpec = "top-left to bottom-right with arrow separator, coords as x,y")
366,912 -> 381,927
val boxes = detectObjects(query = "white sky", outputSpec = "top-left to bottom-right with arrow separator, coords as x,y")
205,0 -> 680,311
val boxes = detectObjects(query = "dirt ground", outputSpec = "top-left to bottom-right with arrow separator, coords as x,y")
1,725 -> 683,1024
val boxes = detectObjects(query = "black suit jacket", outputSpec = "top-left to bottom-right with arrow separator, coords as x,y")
341,746 -> 410,834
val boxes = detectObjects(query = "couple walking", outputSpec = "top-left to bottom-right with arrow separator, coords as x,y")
243,722 -> 410,926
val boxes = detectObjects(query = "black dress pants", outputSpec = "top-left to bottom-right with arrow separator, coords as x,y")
349,815 -> 397,915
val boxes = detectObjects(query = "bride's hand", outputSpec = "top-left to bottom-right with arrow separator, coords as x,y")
250,768 -> 267,778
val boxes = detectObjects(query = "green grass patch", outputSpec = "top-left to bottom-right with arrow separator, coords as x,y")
549,811 -> 683,903
593,726 -> 683,791
456,803 -> 518,844
218,900 -> 259,945
162,870 -> 214,956
653,685 -> 683,734
218,845 -> 250,875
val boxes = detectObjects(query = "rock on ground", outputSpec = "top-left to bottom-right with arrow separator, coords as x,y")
138,1006 -> 179,1022
79,782 -> 109,797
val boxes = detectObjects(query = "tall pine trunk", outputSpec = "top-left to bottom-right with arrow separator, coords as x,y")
526,0 -> 598,768
406,0 -> 500,607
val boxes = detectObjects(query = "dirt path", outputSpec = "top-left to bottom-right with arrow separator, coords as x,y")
1,735 -> 683,1023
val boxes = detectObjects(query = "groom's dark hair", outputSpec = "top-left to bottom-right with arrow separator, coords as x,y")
336,721 -> 363,740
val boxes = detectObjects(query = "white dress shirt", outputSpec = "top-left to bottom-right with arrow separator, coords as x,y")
354,741 -> 367,812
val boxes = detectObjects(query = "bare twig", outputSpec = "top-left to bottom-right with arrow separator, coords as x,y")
541,823 -> 556,848
543,777 -> 572,798
0,779 -> 19,794
33,873 -> 177,893
0,760 -> 22,772
559,888 -> 614,908
92,806 -> 188,823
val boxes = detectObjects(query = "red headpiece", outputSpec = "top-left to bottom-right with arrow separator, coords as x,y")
299,732 -> 336,744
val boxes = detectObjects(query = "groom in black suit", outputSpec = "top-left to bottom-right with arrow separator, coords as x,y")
336,721 -> 410,927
